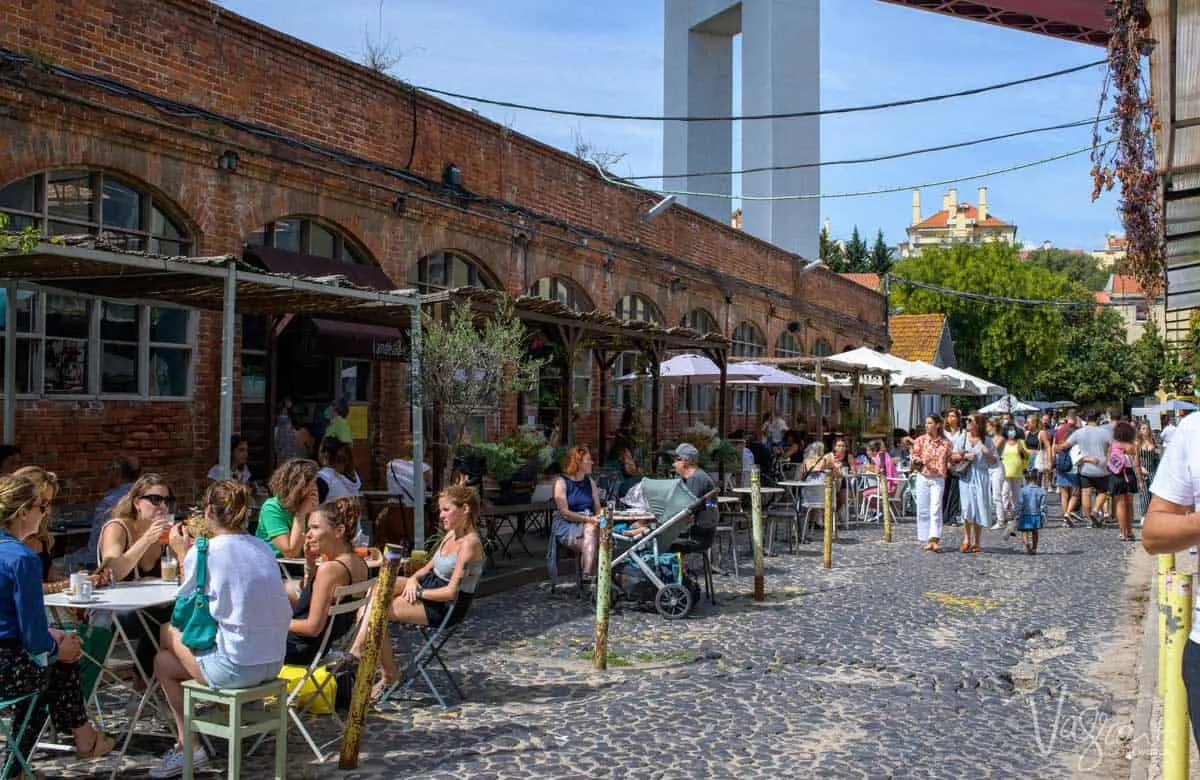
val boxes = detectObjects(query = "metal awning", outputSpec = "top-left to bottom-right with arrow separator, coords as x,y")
1151,0 -> 1200,313
877,1 -> 1109,45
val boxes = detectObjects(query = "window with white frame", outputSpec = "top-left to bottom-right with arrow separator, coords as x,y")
245,217 -> 369,264
528,276 -> 590,312
731,321 -> 765,416
0,288 -> 194,398
811,338 -> 833,357
407,252 -> 500,294
679,309 -> 720,414
774,332 -> 803,416
613,295 -> 662,411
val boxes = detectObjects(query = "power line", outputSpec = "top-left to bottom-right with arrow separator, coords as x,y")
412,59 -> 1105,123
631,115 -> 1113,181
889,275 -> 1128,308
594,142 -> 1112,201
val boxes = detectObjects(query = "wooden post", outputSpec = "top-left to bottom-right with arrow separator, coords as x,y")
822,468 -> 834,569
750,465 -> 764,601
593,512 -> 612,669
339,547 -> 402,769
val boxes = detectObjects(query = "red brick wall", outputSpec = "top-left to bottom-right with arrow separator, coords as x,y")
0,0 -> 885,499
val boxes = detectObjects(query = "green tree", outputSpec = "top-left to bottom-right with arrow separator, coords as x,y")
1035,308 -> 1135,404
890,243 -> 1087,396
844,226 -> 869,272
1129,320 -> 1167,397
1022,247 -> 1109,291
819,224 -> 846,272
868,229 -> 895,275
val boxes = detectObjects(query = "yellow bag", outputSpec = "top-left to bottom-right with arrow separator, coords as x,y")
278,665 -> 335,715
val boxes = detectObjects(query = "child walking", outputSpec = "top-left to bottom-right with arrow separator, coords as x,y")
1018,471 -> 1046,555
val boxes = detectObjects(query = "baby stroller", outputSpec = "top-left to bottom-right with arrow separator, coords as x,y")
605,478 -> 715,619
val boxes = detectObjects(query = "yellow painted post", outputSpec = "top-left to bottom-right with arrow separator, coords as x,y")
750,465 -> 764,601
822,468 -> 834,569
1163,570 -> 1192,780
593,511 -> 612,670
1160,553 -> 1176,698
882,472 -> 893,543
339,545 -> 402,769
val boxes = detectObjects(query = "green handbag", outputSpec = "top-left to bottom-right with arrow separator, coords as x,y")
169,537 -> 218,652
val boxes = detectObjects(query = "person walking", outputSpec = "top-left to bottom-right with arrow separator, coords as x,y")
1107,421 -> 1140,541
1135,419 -> 1161,522
1066,409 -> 1114,527
1017,472 -> 1047,555
942,409 -> 966,528
911,415 -> 952,552
956,413 -> 995,553
986,418 -> 1007,531
998,428 -> 1029,536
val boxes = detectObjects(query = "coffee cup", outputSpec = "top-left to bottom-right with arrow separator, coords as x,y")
74,580 -> 93,602
69,572 -> 87,598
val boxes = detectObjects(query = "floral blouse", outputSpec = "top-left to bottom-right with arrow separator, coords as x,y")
911,434 -> 952,479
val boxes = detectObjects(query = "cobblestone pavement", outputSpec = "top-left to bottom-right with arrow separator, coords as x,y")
44,503 -> 1144,779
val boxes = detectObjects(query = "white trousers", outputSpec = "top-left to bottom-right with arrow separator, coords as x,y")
915,474 -> 945,542
1001,476 -> 1024,523
989,468 -> 1006,526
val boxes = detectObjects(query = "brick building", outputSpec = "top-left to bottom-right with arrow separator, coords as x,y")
0,0 -> 885,502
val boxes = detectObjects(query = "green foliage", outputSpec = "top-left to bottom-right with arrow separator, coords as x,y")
819,225 -> 846,272
1022,247 -> 1109,291
844,226 -> 869,272
1129,321 -> 1167,396
457,441 -> 526,483
868,229 -> 895,275
0,212 -> 39,254
419,298 -> 543,447
891,243 -> 1088,396
1035,308 -> 1134,404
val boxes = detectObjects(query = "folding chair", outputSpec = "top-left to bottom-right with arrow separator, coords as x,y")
252,579 -> 373,762
0,691 -> 42,779
379,561 -> 482,708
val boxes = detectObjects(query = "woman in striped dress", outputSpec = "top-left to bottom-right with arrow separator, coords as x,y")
1135,420 -> 1160,521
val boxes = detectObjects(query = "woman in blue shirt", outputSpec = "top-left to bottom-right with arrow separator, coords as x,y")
551,446 -> 602,582
0,475 -> 114,773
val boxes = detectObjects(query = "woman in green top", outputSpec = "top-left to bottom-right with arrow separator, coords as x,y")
255,458 -> 319,558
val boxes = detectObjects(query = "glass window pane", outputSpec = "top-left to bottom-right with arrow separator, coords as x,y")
450,256 -> 473,289
151,239 -> 185,257
101,343 -> 139,394
44,338 -> 89,394
273,220 -> 301,253
45,295 -> 90,339
309,223 -> 336,258
151,206 -> 183,240
242,353 -> 267,402
46,220 -> 91,238
0,339 -> 39,394
0,176 -> 37,213
244,227 -> 267,247
150,307 -> 189,344
46,171 -> 93,223
101,232 -> 146,252
0,290 -> 38,334
101,301 -> 139,342
427,254 -> 446,288
150,347 -> 190,397
338,359 -> 370,402
101,179 -> 142,231
241,315 -> 268,352
3,213 -> 37,231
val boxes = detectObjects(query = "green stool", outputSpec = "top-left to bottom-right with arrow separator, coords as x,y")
182,678 -> 288,780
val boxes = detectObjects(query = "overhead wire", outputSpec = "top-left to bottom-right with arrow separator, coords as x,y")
887,275 -> 1126,308
410,59 -> 1106,122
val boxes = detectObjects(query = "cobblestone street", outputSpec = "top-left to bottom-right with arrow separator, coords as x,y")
49,503 -> 1148,779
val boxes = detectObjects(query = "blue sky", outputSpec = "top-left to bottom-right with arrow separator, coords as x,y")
219,0 -> 1121,251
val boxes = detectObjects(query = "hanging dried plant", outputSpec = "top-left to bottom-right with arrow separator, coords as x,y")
1091,0 -> 1164,298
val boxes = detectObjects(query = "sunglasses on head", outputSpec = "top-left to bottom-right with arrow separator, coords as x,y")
139,494 -> 174,507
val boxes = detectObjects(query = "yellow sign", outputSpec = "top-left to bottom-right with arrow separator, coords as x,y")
347,405 -> 369,440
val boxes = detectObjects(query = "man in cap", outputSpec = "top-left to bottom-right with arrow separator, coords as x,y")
672,443 -> 718,540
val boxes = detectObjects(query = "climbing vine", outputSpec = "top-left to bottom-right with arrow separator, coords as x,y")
1091,0 -> 1164,298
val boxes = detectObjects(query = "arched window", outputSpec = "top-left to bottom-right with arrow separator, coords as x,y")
730,322 -> 765,358
528,277 -> 590,312
245,217 -> 369,264
0,169 -> 191,255
615,294 -> 663,324
775,331 -> 802,357
812,339 -> 833,357
680,308 -> 719,335
407,251 -> 500,293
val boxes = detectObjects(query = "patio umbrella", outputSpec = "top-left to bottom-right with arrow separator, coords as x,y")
1158,398 -> 1199,412
614,353 -> 763,384
727,361 -> 819,386
921,364 -> 1004,397
976,394 -> 1038,414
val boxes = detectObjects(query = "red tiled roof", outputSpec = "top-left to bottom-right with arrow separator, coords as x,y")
840,273 -> 881,292
1094,291 -> 1111,304
888,314 -> 946,363
913,204 -> 1013,229
1109,274 -> 1144,296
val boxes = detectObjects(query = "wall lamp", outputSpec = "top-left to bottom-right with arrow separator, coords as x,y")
641,194 -> 677,223
442,163 -> 463,188
216,149 -> 239,172
392,195 -> 407,216
669,277 -> 683,293
602,252 -> 615,273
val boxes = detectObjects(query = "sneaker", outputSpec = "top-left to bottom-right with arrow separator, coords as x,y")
989,522 -> 1005,531
149,746 -> 208,779
1089,514 -> 1105,528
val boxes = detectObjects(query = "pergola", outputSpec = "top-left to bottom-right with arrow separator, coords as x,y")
422,287 -> 730,455
0,240 -> 429,537
876,1 -> 1109,44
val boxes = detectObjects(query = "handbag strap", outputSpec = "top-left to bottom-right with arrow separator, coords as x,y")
193,537 -> 209,589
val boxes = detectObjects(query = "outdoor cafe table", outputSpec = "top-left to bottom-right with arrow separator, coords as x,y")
44,579 -> 179,779
479,501 -> 551,562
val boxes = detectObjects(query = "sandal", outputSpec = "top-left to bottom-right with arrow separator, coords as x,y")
922,541 -> 935,551
370,676 -> 398,705
76,730 -> 115,760
971,545 -> 982,554
929,542 -> 942,553
959,541 -> 971,553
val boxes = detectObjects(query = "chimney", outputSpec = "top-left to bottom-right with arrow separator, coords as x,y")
978,186 -> 988,221
911,189 -> 921,226
947,188 -> 957,220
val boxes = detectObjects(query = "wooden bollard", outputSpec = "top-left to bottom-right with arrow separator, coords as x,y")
750,465 -> 764,601
339,545 -> 402,769
882,474 -> 893,543
822,468 -> 834,569
593,512 -> 612,670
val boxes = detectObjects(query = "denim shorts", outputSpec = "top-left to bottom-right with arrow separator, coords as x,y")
196,646 -> 282,690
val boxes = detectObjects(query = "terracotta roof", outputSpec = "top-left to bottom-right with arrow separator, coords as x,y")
1108,274 -> 1145,296
1093,291 -> 1111,304
888,314 -> 947,363
912,204 -> 1013,229
840,273 -> 881,292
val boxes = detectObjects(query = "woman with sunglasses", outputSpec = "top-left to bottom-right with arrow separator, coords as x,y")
97,473 -> 177,684
12,466 -> 58,582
